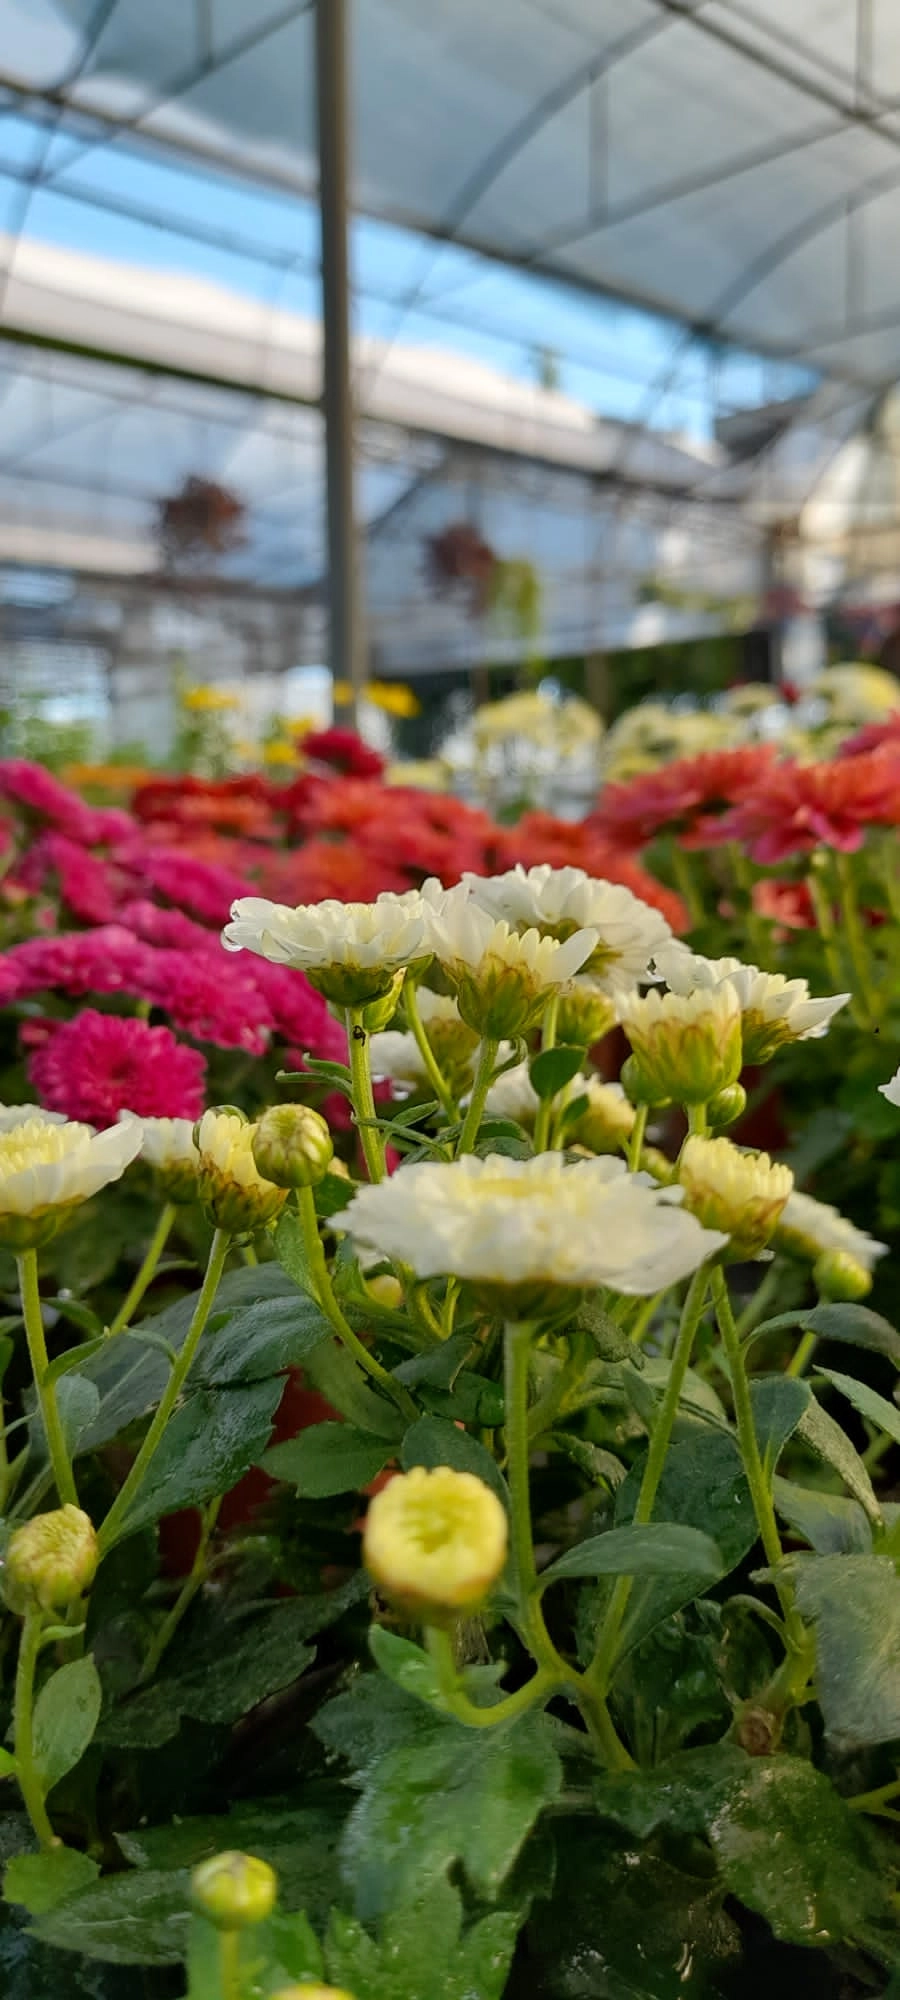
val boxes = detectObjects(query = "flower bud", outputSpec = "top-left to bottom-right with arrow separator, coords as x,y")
359,971 -> 406,1032
365,1272 -> 404,1310
619,984 -> 742,1107
813,1249 -> 872,1302
364,1465 -> 508,1623
191,1852 -> 277,1931
195,1110 -> 289,1232
251,1105 -> 333,1189
271,1988 -> 355,2000
638,1145 -> 676,1184
556,981 -> 617,1049
4,1505 -> 98,1615
678,1137 -> 792,1260
620,1053 -> 670,1108
707,1082 -> 747,1131
564,1079 -> 635,1156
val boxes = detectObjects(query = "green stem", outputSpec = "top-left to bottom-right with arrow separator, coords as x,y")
687,1102 -> 708,1136
848,1773 -> 900,1815
532,994 -> 560,1154
298,1188 -> 418,1419
786,1328 -> 817,1379
670,840 -> 704,929
348,1011 -> 386,1182
711,1266 -> 786,1576
425,1625 -> 557,1728
217,1929 -> 242,2000
626,1104 -> 648,1173
626,1290 -> 666,1347
139,1496 -> 222,1683
833,848 -> 878,1026
808,858 -> 852,1002
405,981 -> 456,1118
106,1203 -> 177,1338
0,1385 -> 9,1518
14,1610 -> 55,1850
587,1264 -> 712,1698
17,1251 -> 77,1507
98,1229 -> 231,1555
504,1321 -> 540,1607
457,1037 -> 499,1156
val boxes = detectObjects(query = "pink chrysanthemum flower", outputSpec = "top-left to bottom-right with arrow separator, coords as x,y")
134,848 -> 250,925
118,899 -> 214,951
4,928 -> 155,1000
14,831 -> 118,925
142,948 -> 274,1054
28,1010 -> 207,1126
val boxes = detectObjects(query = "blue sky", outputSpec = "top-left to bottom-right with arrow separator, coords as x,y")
0,110 -> 819,442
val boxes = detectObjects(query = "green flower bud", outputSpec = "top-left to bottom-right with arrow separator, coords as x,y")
4,1505 -> 98,1615
191,1851 -> 277,1931
620,1054 -> 670,1108
619,985 -> 742,1107
555,982 -> 617,1049
359,970 -> 406,1032
814,1249 -> 872,1302
707,1082 -> 747,1130
251,1106 -> 334,1190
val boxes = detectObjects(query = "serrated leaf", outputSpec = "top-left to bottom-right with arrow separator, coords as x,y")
368,1627 -> 447,1709
540,1522 -> 723,1586
803,1302 -> 900,1367
264,1421 -> 393,1496
304,1335 -> 407,1440
773,1476 -> 872,1555
191,1292 -> 331,1387
610,1424 -> 756,1664
341,1708 -> 562,1922
112,1377 -> 283,1542
273,1205 -> 321,1297
326,1879 -> 521,2000
33,1656 -> 102,1791
529,1046 -> 585,1101
707,1755 -> 888,1945
4,1844 -> 99,1915
816,1366 -> 900,1448
31,1868 -> 192,1966
789,1553 -> 900,1749
794,1394 -> 882,1527
401,1414 -> 508,1503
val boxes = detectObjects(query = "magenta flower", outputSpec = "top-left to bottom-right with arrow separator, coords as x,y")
29,1010 -> 207,1126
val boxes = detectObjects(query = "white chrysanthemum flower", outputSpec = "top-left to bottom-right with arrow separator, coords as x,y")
679,1136 -> 793,1259
135,1115 -> 200,1204
369,1031 -> 429,1088
0,1115 -> 142,1249
222,892 -> 431,1007
432,897 -> 597,1039
479,1055 -> 549,1124
775,1190 -> 887,1276
620,982 -> 742,1105
566,1077 -> 637,1153
656,948 -> 848,1064
0,1105 -> 68,1132
463,864 -> 671,991
196,1109 -> 288,1232
332,1152 -> 726,1309
364,1465 -> 508,1618
879,1068 -> 900,1108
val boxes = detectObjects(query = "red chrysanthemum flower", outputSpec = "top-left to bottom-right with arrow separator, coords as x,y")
588,746 -> 779,850
28,1009 -> 207,1126
752,878 -> 817,931
701,746 -> 900,862
836,711 -> 900,759
301,727 -> 385,779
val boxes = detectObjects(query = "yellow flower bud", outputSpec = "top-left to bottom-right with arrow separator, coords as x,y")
195,1111 -> 289,1232
359,971 -> 407,1032
4,1505 -> 98,1615
620,984 -> 742,1107
191,1852 -> 277,1931
678,1137 -> 792,1260
556,981 -> 618,1049
365,1273 -> 404,1310
363,1465 -> 508,1622
251,1106 -> 334,1189
813,1249 -> 872,1302
565,1079 -> 635,1155
271,1988 -> 355,2000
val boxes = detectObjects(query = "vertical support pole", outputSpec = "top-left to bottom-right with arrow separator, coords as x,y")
315,0 -> 363,719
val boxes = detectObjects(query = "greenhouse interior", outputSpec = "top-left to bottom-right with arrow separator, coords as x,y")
4,4 -> 900,1996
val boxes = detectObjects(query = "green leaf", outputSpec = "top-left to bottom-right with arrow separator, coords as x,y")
610,1424 -> 757,1663
112,1377 -> 283,1541
573,1298 -> 635,1363
0,1748 -> 16,1778
707,1755 -> 888,1946
119,1800 -> 344,1924
794,1393 -> 883,1527
191,1292 -> 332,1386
33,1655 -> 101,1791
368,1627 -> 447,1709
341,1708 -> 562,1923
802,1302 -> 900,1367
401,1414 -> 508,1503
788,1554 -> 900,1748
539,1523 -> 723,1585
31,1868 -> 192,1966
547,1432 -> 626,1489
816,1366 -> 900,1447
304,1336 -> 406,1440
100,1584 -> 365,1747
326,1880 -> 521,2000
29,1374 -> 100,1462
264,1421 -> 393,1496
77,1263 -> 300,1451
4,1845 -> 98,1915
528,1045 -> 585,1101
273,1205 -> 320,1296
773,1476 -> 872,1555
594,1742 -> 753,1840
749,1373 -> 811,1475
44,1337 -> 109,1387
